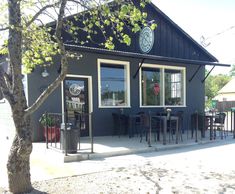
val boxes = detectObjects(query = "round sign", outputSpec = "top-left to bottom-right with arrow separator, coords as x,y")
139,26 -> 154,53
69,83 -> 81,96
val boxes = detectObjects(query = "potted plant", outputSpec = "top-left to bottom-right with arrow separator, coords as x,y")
39,113 -> 60,142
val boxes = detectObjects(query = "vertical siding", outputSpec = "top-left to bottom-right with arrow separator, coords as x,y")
28,52 -> 205,139
60,4 -> 215,63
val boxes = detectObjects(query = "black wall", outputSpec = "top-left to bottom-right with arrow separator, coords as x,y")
61,3 -> 215,63
28,51 -> 205,140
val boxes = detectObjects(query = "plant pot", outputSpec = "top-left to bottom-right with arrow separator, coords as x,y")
43,126 -> 60,142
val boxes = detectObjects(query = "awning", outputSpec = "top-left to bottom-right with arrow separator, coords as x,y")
65,44 -> 230,67
64,44 -> 230,82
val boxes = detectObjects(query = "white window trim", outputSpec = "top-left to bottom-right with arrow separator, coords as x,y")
97,59 -> 130,108
139,63 -> 186,108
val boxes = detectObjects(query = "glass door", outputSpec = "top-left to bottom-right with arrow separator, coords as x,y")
64,77 -> 89,136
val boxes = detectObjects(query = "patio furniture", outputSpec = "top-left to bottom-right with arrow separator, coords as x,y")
204,114 -> 214,140
213,112 -> 226,139
139,112 -> 161,144
191,112 -> 207,141
153,112 -> 179,145
139,113 -> 148,142
151,113 -> 162,142
128,112 -> 144,138
112,113 -> 128,137
170,111 -> 184,142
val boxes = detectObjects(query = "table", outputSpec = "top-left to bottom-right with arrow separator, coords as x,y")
204,114 -> 214,140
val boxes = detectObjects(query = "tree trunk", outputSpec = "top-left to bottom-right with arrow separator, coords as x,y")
7,125 -> 33,193
7,103 -> 33,193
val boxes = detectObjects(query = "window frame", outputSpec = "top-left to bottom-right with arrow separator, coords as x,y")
139,63 -> 186,108
97,59 -> 130,108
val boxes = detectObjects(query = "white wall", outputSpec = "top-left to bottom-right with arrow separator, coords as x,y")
214,93 -> 235,102
0,99 -> 15,141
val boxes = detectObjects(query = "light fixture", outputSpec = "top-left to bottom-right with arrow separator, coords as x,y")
41,68 -> 49,78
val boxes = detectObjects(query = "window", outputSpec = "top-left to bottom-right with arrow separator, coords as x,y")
140,64 -> 185,107
141,67 -> 163,106
98,59 -> 130,108
165,69 -> 184,106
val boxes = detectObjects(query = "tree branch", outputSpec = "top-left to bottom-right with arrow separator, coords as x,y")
25,1 -> 60,27
0,26 -> 9,31
25,0 -> 68,117
0,65 -> 13,104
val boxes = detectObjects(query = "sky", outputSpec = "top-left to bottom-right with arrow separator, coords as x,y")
151,0 -> 235,75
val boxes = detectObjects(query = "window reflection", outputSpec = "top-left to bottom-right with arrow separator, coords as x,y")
141,65 -> 185,107
100,64 -> 127,107
165,69 -> 184,106
141,67 -> 162,106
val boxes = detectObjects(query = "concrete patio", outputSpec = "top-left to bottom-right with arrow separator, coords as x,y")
45,130 -> 235,162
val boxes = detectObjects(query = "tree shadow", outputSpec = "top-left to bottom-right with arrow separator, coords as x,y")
0,188 -> 48,194
29,189 -> 48,194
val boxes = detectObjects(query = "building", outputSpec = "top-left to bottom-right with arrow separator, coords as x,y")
2,2 -> 228,141
214,78 -> 235,111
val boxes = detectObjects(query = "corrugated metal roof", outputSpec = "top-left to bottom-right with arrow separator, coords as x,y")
65,44 -> 230,67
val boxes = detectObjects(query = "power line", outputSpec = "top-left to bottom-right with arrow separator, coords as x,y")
201,25 -> 235,47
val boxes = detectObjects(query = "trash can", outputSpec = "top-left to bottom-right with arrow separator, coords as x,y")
60,123 -> 79,153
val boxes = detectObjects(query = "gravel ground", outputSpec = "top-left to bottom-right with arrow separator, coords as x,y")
1,161 -> 235,194
2,141 -> 235,194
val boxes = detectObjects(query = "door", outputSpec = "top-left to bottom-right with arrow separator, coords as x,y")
64,77 -> 89,136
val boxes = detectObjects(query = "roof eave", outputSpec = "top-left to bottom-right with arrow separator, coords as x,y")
65,44 -> 230,67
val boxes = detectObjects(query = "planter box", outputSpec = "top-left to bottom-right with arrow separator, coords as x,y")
44,126 -> 60,142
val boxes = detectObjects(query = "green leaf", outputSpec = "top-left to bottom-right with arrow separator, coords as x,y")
150,23 -> 157,30
123,34 -> 131,46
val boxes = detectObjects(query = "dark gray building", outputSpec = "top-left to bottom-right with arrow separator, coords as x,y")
25,3 -> 228,141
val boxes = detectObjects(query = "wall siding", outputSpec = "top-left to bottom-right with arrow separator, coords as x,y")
28,52 -> 205,140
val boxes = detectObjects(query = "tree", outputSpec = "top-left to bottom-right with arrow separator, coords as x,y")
229,64 -> 235,77
0,0 -> 156,193
205,73 -> 231,108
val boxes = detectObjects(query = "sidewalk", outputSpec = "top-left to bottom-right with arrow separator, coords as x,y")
1,133 -> 234,189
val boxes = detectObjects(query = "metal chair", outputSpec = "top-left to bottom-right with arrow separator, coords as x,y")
112,113 -> 128,137
139,112 -> 161,143
213,112 -> 226,139
128,112 -> 144,138
173,111 -> 184,142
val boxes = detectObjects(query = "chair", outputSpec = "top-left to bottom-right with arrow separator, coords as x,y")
139,113 -> 161,143
163,110 -> 176,143
213,112 -> 226,139
151,113 -> 162,142
173,111 -> 184,142
190,112 -> 206,139
112,113 -> 128,137
139,113 -> 148,142
128,112 -> 144,138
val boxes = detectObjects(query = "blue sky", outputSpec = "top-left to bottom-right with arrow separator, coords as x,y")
152,0 -> 235,75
